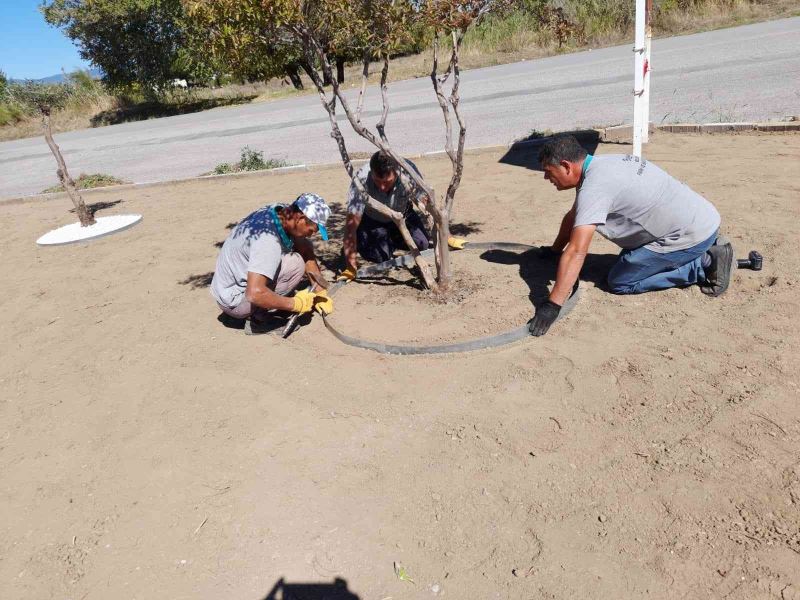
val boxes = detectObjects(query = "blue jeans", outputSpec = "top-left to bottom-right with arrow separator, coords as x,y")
357,211 -> 430,263
607,230 -> 717,294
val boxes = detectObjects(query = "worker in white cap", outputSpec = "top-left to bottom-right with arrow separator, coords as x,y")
211,193 -> 333,321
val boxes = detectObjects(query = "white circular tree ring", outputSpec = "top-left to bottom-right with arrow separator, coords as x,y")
36,214 -> 143,246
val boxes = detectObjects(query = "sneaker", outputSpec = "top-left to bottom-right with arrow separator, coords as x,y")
700,236 -> 735,297
244,313 -> 286,335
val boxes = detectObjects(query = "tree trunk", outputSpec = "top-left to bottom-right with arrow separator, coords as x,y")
336,57 -> 345,84
42,113 -> 95,227
285,65 -> 304,90
434,208 -> 451,291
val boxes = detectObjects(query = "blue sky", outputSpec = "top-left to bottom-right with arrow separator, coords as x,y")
1,1 -> 92,80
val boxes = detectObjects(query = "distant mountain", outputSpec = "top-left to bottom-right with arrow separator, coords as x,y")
9,67 -> 103,84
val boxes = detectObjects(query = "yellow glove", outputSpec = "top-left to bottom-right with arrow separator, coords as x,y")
312,290 -> 334,315
448,236 -> 467,250
291,289 -> 317,314
336,266 -> 357,282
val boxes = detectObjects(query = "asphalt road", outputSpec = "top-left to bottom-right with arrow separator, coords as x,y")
2,17 -> 799,200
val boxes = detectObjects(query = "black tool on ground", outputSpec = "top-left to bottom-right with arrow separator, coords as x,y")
737,250 -> 763,271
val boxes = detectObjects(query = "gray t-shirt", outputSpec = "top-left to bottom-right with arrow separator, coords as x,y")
574,155 -> 720,253
347,160 -> 427,224
210,204 -> 292,309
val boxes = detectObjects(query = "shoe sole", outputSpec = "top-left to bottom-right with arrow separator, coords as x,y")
700,238 -> 735,297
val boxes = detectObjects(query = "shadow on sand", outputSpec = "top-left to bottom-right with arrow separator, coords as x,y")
261,577 -> 360,600
499,128 -> 630,172
480,247 -> 619,305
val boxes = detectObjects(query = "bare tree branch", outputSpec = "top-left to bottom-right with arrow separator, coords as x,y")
431,35 -> 456,165
445,29 -> 467,213
295,25 -> 439,290
376,53 -> 390,144
42,113 -> 95,227
355,49 -> 370,123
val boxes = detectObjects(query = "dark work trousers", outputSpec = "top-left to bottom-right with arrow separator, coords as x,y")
356,211 -> 430,263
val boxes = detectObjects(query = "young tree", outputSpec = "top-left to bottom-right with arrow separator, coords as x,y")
185,0 -> 505,292
13,83 -> 95,226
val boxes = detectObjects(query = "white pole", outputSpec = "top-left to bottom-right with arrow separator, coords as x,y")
642,0 -> 652,144
632,0 -> 646,157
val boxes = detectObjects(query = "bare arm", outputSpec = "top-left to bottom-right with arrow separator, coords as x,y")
550,224 -> 596,305
292,236 -> 323,280
551,206 -> 576,252
245,272 -> 295,311
343,212 -> 362,271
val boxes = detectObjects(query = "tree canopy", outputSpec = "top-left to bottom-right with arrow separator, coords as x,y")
41,0 -> 192,90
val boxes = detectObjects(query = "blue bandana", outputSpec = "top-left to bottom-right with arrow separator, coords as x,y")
269,205 -> 293,251
578,154 -> 593,186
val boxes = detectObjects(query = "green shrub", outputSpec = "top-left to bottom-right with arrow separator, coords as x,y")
210,147 -> 289,175
0,103 -> 26,126
42,172 -> 128,193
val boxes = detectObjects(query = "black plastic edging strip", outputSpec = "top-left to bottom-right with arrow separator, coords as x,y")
322,242 -> 579,355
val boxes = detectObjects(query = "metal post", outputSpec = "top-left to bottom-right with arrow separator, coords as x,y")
642,0 -> 653,144
632,0 -> 646,157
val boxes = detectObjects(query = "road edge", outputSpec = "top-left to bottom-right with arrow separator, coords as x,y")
4,121 -> 798,205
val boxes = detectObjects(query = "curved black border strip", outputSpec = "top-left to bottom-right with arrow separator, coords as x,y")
321,242 -> 579,355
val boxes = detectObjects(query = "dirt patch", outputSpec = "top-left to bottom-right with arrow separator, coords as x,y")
328,248 -> 542,345
1,132 -> 799,600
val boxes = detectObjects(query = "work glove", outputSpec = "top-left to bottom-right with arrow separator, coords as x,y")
291,289 -> 318,314
336,266 -> 357,282
447,236 -> 468,250
528,300 -> 561,337
312,290 -> 334,316
538,245 -> 562,260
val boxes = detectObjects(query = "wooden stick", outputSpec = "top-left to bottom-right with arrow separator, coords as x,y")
42,112 -> 95,227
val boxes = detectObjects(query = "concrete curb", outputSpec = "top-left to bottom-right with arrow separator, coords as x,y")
598,120 -> 800,142
4,120 -> 797,205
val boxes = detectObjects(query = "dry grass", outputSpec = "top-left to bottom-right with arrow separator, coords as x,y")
41,172 -> 129,194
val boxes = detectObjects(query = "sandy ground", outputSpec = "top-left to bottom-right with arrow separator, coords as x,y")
1,132 -> 799,600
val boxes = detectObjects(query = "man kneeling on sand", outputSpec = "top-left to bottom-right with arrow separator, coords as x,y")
211,193 -> 333,324
529,134 -> 734,337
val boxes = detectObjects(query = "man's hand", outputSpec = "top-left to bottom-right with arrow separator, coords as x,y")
292,289 -> 318,314
292,289 -> 334,314
528,300 -> 561,337
447,236 -> 467,250
538,245 -> 562,260
313,290 -> 334,315
336,266 -> 357,282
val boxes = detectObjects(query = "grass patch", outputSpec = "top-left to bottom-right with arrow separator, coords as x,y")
43,173 -> 129,193
206,147 -> 290,175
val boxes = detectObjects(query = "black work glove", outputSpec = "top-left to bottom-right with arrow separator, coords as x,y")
528,300 -> 562,337
538,245 -> 562,260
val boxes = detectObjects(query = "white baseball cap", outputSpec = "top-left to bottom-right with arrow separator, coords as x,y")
293,193 -> 331,240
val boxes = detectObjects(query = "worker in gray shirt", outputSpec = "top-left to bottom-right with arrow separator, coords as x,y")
529,135 -> 735,337
338,151 -> 431,280
211,193 -> 333,323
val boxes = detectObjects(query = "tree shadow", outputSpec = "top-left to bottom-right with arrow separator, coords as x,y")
261,577 -> 360,600
450,220 -> 483,236
355,273 -> 426,290
480,248 -> 619,305
90,95 -> 259,127
214,222 -> 240,248
316,205 -> 348,272
499,129 -> 625,172
69,199 -> 124,218
180,272 -> 213,289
